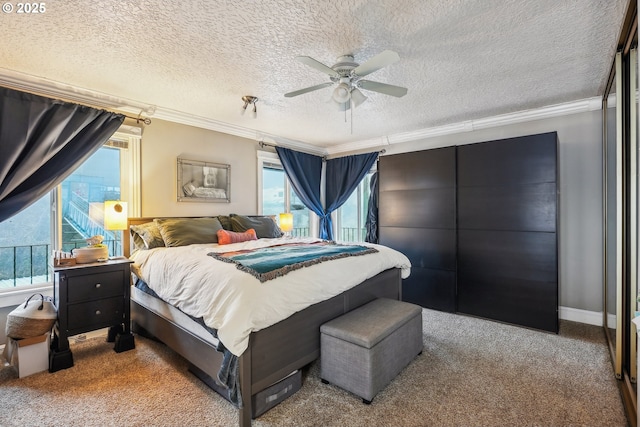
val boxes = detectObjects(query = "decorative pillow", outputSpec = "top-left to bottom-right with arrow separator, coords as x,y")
182,181 -> 196,197
154,217 -> 223,247
217,215 -> 233,230
130,222 -> 166,250
217,228 -> 258,245
230,214 -> 284,238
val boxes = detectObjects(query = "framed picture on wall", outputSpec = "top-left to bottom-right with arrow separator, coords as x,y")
177,157 -> 230,203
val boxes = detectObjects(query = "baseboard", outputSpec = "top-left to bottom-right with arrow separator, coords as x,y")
559,306 -> 603,326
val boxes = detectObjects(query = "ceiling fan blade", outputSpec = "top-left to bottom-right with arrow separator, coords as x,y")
359,80 -> 408,97
353,50 -> 400,77
295,56 -> 339,78
284,82 -> 334,98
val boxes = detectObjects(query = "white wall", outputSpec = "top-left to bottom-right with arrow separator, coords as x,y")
372,109 -> 603,313
140,119 -> 259,217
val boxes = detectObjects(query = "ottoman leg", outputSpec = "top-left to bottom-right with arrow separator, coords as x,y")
363,398 -> 372,405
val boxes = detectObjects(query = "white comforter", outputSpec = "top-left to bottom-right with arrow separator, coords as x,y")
130,237 -> 411,357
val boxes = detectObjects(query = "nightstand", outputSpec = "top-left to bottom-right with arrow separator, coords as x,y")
50,257 -> 135,372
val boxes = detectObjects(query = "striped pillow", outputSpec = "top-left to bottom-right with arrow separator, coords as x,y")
217,228 -> 258,245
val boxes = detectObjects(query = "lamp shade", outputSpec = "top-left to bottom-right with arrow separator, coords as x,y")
332,83 -> 351,103
279,213 -> 293,233
351,88 -> 367,108
104,201 -> 128,231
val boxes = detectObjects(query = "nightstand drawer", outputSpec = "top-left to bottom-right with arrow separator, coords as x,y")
66,271 -> 123,303
66,297 -> 124,333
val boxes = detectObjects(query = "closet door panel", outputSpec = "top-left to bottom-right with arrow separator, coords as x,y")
379,146 -> 457,312
458,133 -> 557,187
379,188 -> 455,229
402,267 -> 456,312
458,182 -> 556,232
457,229 -> 558,332
379,147 -> 456,192
457,132 -> 558,333
379,227 -> 456,271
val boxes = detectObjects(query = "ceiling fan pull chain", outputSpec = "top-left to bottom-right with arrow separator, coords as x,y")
351,100 -> 353,135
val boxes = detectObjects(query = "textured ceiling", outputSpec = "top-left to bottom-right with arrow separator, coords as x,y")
0,0 -> 629,148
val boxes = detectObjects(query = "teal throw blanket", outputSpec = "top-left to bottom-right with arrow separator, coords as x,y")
208,242 -> 378,282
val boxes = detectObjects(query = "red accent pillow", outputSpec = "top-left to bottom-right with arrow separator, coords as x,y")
217,228 -> 258,245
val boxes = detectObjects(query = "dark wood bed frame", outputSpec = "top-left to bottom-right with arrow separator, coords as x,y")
124,217 -> 402,427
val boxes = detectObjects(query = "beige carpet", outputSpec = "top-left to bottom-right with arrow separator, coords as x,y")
0,309 -> 629,427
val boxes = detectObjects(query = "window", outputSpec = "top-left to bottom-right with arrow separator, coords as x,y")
258,151 -> 374,241
0,130 -> 141,294
60,145 -> 122,255
0,193 -> 52,288
336,172 -> 373,242
258,152 -> 311,237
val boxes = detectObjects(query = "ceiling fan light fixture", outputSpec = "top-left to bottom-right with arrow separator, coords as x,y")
351,88 -> 367,108
332,83 -> 351,103
333,99 -> 351,111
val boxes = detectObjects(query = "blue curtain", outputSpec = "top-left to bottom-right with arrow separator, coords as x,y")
325,152 -> 379,240
365,171 -> 379,243
275,147 -> 328,237
0,87 -> 125,222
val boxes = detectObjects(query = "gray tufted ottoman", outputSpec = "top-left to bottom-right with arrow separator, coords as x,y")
320,298 -> 423,404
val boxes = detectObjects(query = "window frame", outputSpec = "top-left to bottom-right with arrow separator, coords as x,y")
257,150 -> 317,236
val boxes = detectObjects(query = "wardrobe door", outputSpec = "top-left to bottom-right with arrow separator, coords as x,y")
378,147 -> 456,311
457,132 -> 558,332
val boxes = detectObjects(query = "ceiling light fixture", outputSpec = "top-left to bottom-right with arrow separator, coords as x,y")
241,95 -> 258,118
332,78 -> 351,103
350,88 -> 367,108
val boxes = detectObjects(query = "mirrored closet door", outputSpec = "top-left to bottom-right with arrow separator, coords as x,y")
603,8 -> 638,424
604,51 -> 622,380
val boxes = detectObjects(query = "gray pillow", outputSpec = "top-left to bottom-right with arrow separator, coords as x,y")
217,215 -> 233,230
130,222 -> 166,250
230,214 -> 283,238
154,217 -> 223,247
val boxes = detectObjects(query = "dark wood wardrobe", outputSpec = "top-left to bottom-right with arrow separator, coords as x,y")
378,132 -> 558,333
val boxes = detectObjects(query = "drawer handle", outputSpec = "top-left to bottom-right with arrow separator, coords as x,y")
95,310 -> 101,315
95,283 -> 101,289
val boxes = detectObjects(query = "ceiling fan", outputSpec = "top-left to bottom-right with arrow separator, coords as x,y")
284,50 -> 408,111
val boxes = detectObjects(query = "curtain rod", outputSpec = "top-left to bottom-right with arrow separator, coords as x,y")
125,113 -> 152,125
257,141 -> 386,158
258,141 -> 327,160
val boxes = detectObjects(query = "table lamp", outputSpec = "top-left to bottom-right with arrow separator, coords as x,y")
279,213 -> 293,237
104,201 -> 127,256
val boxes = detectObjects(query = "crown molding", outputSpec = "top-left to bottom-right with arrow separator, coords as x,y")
325,96 -> 603,155
0,68 -> 155,114
153,108 -> 326,156
0,68 -> 602,158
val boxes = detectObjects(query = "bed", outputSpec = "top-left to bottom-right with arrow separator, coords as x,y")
124,215 -> 411,427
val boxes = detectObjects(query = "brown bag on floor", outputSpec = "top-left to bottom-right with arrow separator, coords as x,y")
5,293 -> 57,339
